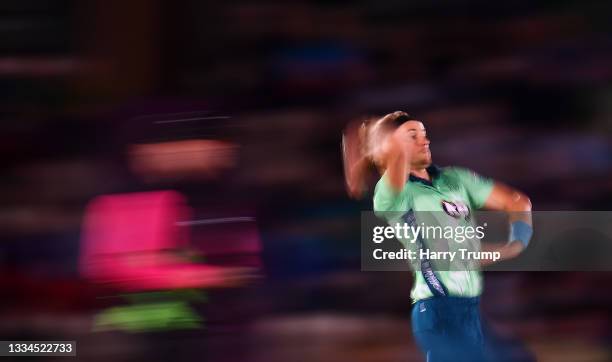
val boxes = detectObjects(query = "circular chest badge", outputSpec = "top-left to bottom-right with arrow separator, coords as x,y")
441,200 -> 470,219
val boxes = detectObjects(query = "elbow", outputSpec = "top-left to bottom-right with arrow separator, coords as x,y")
511,192 -> 531,212
346,175 -> 366,199
520,194 -> 532,212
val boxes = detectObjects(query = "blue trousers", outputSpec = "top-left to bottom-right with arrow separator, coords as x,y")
411,297 -> 535,362
412,296 -> 485,361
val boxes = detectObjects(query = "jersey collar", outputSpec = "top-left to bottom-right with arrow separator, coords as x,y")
409,164 -> 441,187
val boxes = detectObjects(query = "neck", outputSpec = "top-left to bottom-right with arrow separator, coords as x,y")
410,166 -> 430,181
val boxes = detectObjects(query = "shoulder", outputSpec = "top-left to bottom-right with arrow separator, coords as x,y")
441,166 -> 485,182
373,172 -> 409,212
373,172 -> 390,194
439,166 -> 494,192
440,166 -> 470,176
436,166 -> 466,191
426,164 -> 473,179
373,173 -> 396,201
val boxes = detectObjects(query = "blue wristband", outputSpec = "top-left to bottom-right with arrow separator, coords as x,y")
509,220 -> 533,248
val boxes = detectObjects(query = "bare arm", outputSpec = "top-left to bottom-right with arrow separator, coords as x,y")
342,117 -> 412,197
480,183 -> 532,265
383,130 -> 411,192
483,182 -> 532,225
342,122 -> 371,199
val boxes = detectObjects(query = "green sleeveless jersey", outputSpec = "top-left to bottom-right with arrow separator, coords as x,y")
373,165 -> 494,302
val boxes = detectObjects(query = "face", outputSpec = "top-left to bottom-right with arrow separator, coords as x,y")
394,120 -> 432,168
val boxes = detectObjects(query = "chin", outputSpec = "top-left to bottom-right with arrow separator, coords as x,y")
413,158 -> 432,169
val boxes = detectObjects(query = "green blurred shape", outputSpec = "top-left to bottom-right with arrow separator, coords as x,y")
93,300 -> 204,333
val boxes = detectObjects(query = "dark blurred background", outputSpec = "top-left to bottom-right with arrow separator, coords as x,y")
1,1 -> 612,361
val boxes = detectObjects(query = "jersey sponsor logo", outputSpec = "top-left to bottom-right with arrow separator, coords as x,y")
441,200 -> 470,219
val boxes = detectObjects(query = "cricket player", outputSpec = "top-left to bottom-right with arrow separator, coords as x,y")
342,111 -> 534,361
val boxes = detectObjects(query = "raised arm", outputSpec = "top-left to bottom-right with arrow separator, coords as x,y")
381,126 -> 412,192
342,121 -> 371,199
342,113 -> 413,198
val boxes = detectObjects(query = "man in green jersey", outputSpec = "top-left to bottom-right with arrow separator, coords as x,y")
343,111 -> 533,362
